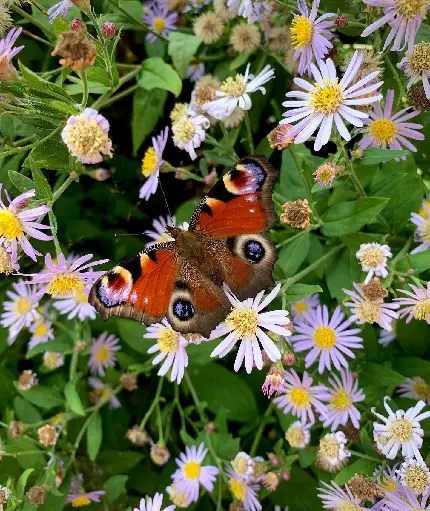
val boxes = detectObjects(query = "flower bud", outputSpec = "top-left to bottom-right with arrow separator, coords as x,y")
102,21 -> 116,39
70,17 -> 85,31
335,15 -> 347,26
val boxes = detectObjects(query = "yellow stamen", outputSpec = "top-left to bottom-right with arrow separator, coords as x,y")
335,504 -> 362,511
158,327 -> 180,353
294,302 -> 309,316
231,455 -> 250,475
153,16 -> 166,32
285,424 -> 306,447
402,465 -> 429,494
313,326 -> 336,349
71,496 -> 91,507
411,379 -> 430,400
13,297 -> 32,316
34,322 -> 49,338
229,479 -> 246,501
419,199 -> 430,217
290,16 -> 313,47
225,307 -> 259,339
369,119 -> 396,143
184,461 -> 201,479
356,300 -> 381,324
309,80 -> 344,114
44,352 -> 62,369
288,387 -> 311,409
220,74 -> 247,98
173,118 -> 196,143
95,345 -> 111,363
331,389 -> 352,411
141,147 -> 158,178
413,298 -> 430,320
390,418 -> 413,441
75,291 -> 89,304
47,273 -> 85,296
64,118 -> 110,160
395,0 -> 429,20
0,210 -> 24,239
359,246 -> 385,267
319,436 -> 340,458
169,485 -> 189,507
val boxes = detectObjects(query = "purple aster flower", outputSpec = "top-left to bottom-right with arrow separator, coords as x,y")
227,467 -> 261,511
358,89 -> 424,158
291,305 -> 363,374
89,331 -> 121,376
47,0 -> 73,22
318,481 -> 365,511
280,52 -> 383,151
28,315 -> 54,351
67,490 -> 106,507
186,63 -> 205,81
383,484 -> 430,511
361,0 -> 430,54
88,377 -> 120,408
133,492 -> 176,511
378,322 -> 397,347
393,282 -> 430,323
62,108 -> 113,164
172,443 -> 219,503
139,127 -> 169,201
397,377 -> 430,403
0,185 -> 53,262
291,293 -> 320,320
410,202 -> 430,254
143,1 -> 178,43
290,0 -> 336,75
273,369 -> 328,424
399,43 -> 430,99
0,27 -> 24,81
319,369 -> 365,431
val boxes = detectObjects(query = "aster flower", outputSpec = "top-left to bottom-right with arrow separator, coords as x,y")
285,421 -> 311,448
0,27 -> 24,81
356,243 -> 392,282
227,468 -> 261,511
343,283 -> 399,331
139,127 -> 169,201
88,377 -> 120,409
62,108 -> 113,164
361,0 -> 430,53
144,215 -> 176,247
143,1 -> 178,42
262,364 -> 285,398
187,62 -> 205,82
399,43 -> 430,99
28,317 -> 54,351
0,280 -> 40,345
316,431 -> 350,472
280,52 -> 383,151
397,458 -> 430,495
43,352 -> 65,370
202,64 -> 275,120
0,238 -> 19,275
25,252 -> 108,298
133,492 -> 176,511
291,293 -> 319,319
47,0 -> 73,22
291,305 -> 363,374
410,202 -> 430,254
89,332 -> 121,376
145,319 -> 188,384
210,284 -> 291,374
319,369 -> 365,431
394,282 -> 430,323
67,490 -> 105,507
374,463 -> 402,501
52,289 -> 97,321
383,486 -> 430,511
397,377 -> 430,403
18,370 -> 38,390
230,452 -> 255,481
172,114 -> 210,160
372,397 -> 430,462
318,481 -> 365,511
290,0 -> 336,75
172,443 -> 219,502
274,369 -> 328,424
166,484 -> 193,508
358,90 -> 424,158
378,322 -> 397,347
0,185 -> 53,263
313,163 -> 342,186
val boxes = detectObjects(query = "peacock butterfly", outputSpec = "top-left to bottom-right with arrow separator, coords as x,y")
89,155 -> 279,337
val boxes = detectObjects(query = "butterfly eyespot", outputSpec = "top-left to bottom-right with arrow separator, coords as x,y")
98,267 -> 133,307
244,239 -> 265,264
173,299 -> 195,321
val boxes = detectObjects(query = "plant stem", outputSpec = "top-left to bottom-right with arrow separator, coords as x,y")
276,227 -> 311,249
12,5 -> 55,38
80,69 -> 89,110
140,377 -> 164,429
184,371 -> 207,425
91,68 -> 141,110
220,123 -> 239,161
250,401 -> 275,457
0,125 -> 63,160
348,449 -> 383,463
244,111 -> 255,154
22,29 -> 54,47
52,175 -> 76,202
100,84 -> 139,108
385,57 -> 406,105
156,403 -> 164,443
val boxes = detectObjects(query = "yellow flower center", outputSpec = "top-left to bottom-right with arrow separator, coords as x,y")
0,246 -> 14,275
356,300 -> 381,323
184,461 -> 201,479
294,301 -> 309,316
379,475 -> 397,493
44,352 -> 62,369
100,387 -> 112,401
390,418 -> 413,441
419,199 -> 430,217
309,80 -> 344,114
396,0 -> 429,20
153,16 -> 166,32
65,118 -> 110,160
319,437 -> 340,458
313,325 -> 336,349
403,465 -> 429,494
141,147 -> 158,178
359,246 -> 385,267
75,291 -> 89,304
411,379 -> 430,400
34,322 -> 48,338
0,209 -> 24,239
316,164 -> 336,184
13,297 -> 32,315
285,425 -> 306,447
331,389 -> 352,411
220,75 -> 247,98
413,298 -> 430,320
288,387 -> 311,409
231,455 -> 250,475
225,307 -> 259,339
95,345 -> 111,363
170,103 -> 189,123
47,273 -> 85,296
229,479 -> 246,501
335,504 -> 362,511
290,16 -> 314,47
158,327 -> 180,353
370,118 -> 397,143
409,42 -> 430,73
173,118 -> 196,143
169,485 -> 189,507
72,496 -> 91,507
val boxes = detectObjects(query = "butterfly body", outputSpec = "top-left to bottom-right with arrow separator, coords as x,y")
89,155 -> 279,337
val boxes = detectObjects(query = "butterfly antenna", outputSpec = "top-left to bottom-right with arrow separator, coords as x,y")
158,175 -> 174,226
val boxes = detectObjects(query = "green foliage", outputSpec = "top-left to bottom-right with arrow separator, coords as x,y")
139,58 -> 182,96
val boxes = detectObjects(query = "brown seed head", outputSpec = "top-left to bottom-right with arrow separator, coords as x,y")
150,443 -> 171,466
347,474 -> 377,502
26,486 -> 45,506
360,277 -> 388,303
125,425 -> 150,446
18,370 -> 38,390
120,373 -> 138,391
8,420 -> 23,439
229,503 -> 245,511
408,83 -> 430,111
37,424 -> 58,446
51,31 -> 96,71
280,199 -> 312,229
194,85 -> 217,106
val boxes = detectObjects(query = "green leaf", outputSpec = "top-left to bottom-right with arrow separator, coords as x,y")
139,58 -> 182,97
17,385 -> 64,410
210,433 -> 241,459
361,428 -> 376,456
52,17 -> 70,36
104,475 -> 128,503
27,339 -> 73,358
397,319 -> 430,357
25,136 -> 70,171
30,160 -> 53,200
8,170 -> 37,195
14,396 -> 43,423
131,88 -> 168,154
321,197 -> 389,237
18,61 -> 72,102
17,468 -> 35,498
229,51 -> 252,70
334,458 -> 380,485
98,451 -> 144,474
285,283 -> 323,303
393,356 -> 430,379
87,412 -> 103,461
326,248 -> 364,303
409,250 -> 430,273
299,448 -> 317,468
358,148 -> 409,165
360,362 -> 406,387
188,364 -> 258,422
64,382 -> 85,416
271,466 -> 320,511
277,233 -> 310,277
115,318 -> 147,354
168,32 -> 201,78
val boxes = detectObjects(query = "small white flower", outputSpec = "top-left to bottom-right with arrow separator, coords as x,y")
133,492 -> 176,511
52,289 -> 97,321
397,458 -> 430,495
356,243 -> 392,283
410,201 -> 430,254
378,321 -> 397,347
172,114 -> 210,160
285,421 -> 311,448
230,452 -> 255,481
28,317 -> 54,351
316,431 -> 350,472
210,284 -> 291,374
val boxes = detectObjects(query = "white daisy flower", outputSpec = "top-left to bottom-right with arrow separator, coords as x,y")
166,484 -> 192,508
316,431 -> 350,472
145,319 -> 188,383
172,114 -> 210,160
372,397 -> 430,462
202,64 -> 275,120
280,52 -> 383,151
227,468 -> 261,511
133,492 -> 176,511
356,243 -> 392,283
231,452 -> 255,481
397,458 -> 430,495
410,202 -> 430,254
394,282 -> 430,324
285,421 -> 311,448
52,289 -> 97,321
28,317 -> 54,351
210,284 -> 291,374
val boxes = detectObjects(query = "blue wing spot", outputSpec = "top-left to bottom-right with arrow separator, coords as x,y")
244,240 -> 265,264
173,299 -> 195,321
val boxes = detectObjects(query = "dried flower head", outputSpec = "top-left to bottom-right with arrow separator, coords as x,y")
125,425 -> 150,446
8,420 -> 23,438
262,364 -> 285,398
229,503 -> 245,511
360,277 -> 388,302
408,83 -> 430,111
120,372 -> 138,391
196,74 -> 221,90
267,124 -> 295,150
26,486 -> 45,507
51,30 -> 96,71
150,443 -> 171,466
37,424 -> 58,446
347,474 -> 377,502
280,199 -> 312,229
193,12 -> 224,44
193,85 -> 217,106
0,486 -> 11,505
18,370 -> 38,390
263,471 -> 280,491
339,420 -> 361,443
230,23 -> 260,53
222,107 -> 245,128
0,243 -> 17,275
268,25 -> 291,53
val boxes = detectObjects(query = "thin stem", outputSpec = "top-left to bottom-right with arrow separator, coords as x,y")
156,403 -> 164,443
0,125 -> 62,160
276,227 -> 310,249
80,69 -> 89,110
348,449 -> 383,463
244,111 -> 255,154
91,68 -> 141,110
12,5 -> 55,37
48,209 -> 61,258
220,123 -> 239,161
250,402 -> 275,457
52,175 -> 76,203
21,29 -> 54,47
100,84 -> 138,108
184,371 -> 206,425
69,347 -> 79,382
140,377 -> 164,429
385,57 -> 406,105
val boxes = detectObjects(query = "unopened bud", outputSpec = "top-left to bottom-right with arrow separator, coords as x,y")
102,21 -> 116,39
268,453 -> 281,466
283,352 -> 296,366
87,167 -> 110,181
281,470 -> 291,481
335,15 -> 347,26
70,17 -> 85,30
351,147 -> 364,159
206,421 -> 217,434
